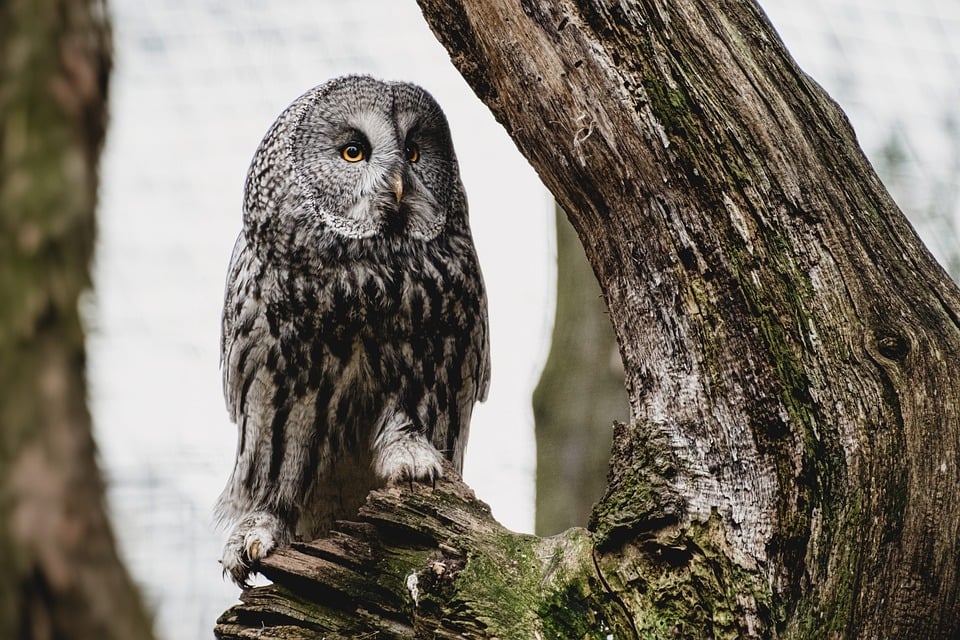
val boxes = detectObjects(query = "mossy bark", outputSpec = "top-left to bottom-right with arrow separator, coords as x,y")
217,473 -> 634,639
217,0 -> 960,638
0,1 -> 155,638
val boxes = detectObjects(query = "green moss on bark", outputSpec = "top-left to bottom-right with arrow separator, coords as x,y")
440,527 -> 632,638
598,512 -> 776,638
590,420 -> 685,547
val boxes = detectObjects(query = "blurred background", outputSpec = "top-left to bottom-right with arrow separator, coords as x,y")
20,0 -> 960,637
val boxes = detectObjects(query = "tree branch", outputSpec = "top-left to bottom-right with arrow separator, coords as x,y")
216,473 -> 621,639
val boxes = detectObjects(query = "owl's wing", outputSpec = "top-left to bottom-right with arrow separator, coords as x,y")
220,233 -> 331,520
218,232 -> 280,522
221,233 -> 260,424
221,232 -> 295,449
221,234 -> 244,403
474,290 -> 491,403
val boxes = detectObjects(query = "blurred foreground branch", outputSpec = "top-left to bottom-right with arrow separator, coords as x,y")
0,0 -> 154,638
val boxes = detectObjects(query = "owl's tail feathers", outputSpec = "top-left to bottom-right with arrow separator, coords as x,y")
213,473 -> 250,531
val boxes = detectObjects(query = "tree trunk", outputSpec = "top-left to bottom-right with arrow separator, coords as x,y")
533,204 -> 625,535
0,1 -> 155,638
216,0 -> 960,637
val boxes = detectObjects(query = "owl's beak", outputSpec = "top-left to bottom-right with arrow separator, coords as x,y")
391,173 -> 404,203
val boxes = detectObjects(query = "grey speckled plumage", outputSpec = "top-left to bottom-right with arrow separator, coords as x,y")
215,75 -> 489,586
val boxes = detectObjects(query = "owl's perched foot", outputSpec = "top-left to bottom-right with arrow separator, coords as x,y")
221,511 -> 288,587
372,416 -> 445,486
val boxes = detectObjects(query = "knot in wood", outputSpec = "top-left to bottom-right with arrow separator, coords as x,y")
876,333 -> 910,361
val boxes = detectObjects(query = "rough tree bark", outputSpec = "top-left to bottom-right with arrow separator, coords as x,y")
216,0 -> 960,638
533,205 -> 625,535
0,1 -> 155,638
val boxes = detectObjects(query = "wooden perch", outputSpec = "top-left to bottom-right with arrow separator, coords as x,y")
215,472 -> 620,639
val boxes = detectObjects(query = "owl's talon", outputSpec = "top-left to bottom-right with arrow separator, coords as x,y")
373,427 -> 446,487
221,511 -> 287,588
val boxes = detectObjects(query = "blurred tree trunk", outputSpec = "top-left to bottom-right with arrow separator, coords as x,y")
532,204 -> 625,535
217,0 -> 960,637
0,1 -> 155,638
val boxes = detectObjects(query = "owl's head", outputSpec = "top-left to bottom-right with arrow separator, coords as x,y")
243,75 -> 466,251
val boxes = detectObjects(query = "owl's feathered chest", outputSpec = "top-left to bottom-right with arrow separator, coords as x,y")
222,212 -> 488,438
232,230 -> 481,383
273,236 -> 472,335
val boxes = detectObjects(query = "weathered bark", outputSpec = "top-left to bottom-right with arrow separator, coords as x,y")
0,1 -> 155,638
217,472 -> 622,639
533,205 -> 625,535
217,0 -> 960,638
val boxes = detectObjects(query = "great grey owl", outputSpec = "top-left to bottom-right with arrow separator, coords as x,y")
215,75 -> 490,586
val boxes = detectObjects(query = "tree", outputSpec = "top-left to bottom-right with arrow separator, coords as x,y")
216,0 -> 960,637
532,205 -> 625,535
0,1 -> 155,638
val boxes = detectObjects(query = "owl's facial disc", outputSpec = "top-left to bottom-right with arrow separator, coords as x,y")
289,77 -> 453,242
332,112 -> 445,241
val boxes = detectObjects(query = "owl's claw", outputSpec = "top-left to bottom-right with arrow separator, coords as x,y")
221,511 -> 287,588
399,462 -> 439,492
373,427 -> 445,487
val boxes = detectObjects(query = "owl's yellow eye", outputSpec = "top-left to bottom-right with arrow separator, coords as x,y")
405,142 -> 420,163
341,143 -> 365,162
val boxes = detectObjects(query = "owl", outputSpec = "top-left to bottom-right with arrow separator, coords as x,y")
215,75 -> 490,587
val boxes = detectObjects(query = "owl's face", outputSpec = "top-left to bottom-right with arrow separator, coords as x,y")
244,75 -> 465,249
